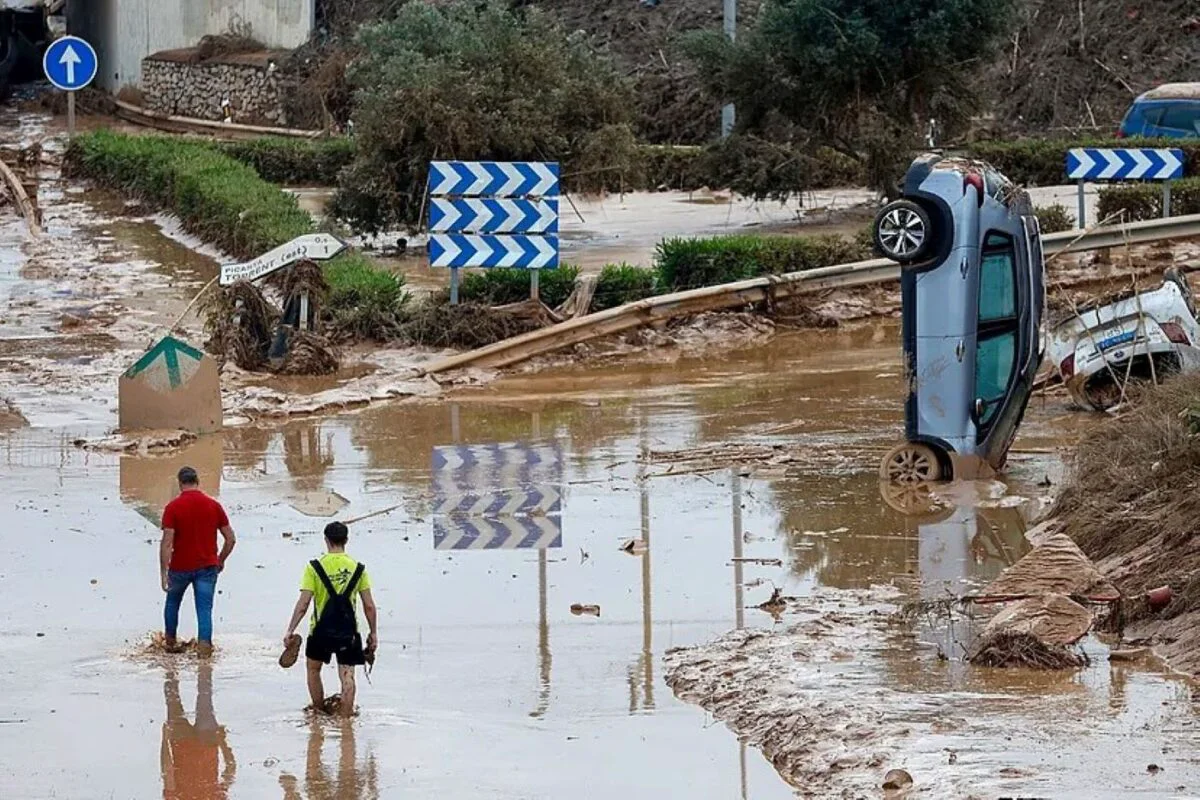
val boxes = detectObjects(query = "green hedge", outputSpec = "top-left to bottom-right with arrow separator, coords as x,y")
457,266 -> 581,309
1034,204 -> 1074,234
592,263 -> 658,311
655,234 -> 869,292
1097,177 -> 1200,223
966,138 -> 1200,187
64,130 -> 403,338
217,137 -> 355,185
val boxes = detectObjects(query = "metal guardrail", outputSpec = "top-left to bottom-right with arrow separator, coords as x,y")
422,213 -> 1200,374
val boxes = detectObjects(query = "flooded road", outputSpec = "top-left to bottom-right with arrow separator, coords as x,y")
6,321 -> 1198,799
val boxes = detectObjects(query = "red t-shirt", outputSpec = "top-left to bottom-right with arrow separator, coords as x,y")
162,490 -> 229,572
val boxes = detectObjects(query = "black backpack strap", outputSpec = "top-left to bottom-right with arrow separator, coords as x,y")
341,563 -> 365,598
310,559 -> 338,596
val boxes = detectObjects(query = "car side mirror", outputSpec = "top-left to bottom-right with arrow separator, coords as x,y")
975,398 -> 985,418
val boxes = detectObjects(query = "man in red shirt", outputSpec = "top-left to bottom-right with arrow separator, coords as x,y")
161,467 -> 236,657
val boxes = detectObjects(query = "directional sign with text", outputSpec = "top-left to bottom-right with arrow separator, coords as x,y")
428,160 -> 560,274
43,36 -> 98,92
219,233 -> 347,286
430,234 -> 559,269
431,442 -> 563,550
431,198 -> 558,234
1067,148 -> 1185,181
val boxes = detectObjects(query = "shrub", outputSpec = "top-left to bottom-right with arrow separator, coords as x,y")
218,137 -> 355,185
334,0 -> 635,230
65,130 -> 401,339
324,260 -> 410,340
592,263 -> 658,311
1097,178 -> 1200,223
1034,204 -> 1074,233
457,266 -> 580,309
655,234 -> 869,292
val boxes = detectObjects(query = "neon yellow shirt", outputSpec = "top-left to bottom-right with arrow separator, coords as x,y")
300,553 -> 372,632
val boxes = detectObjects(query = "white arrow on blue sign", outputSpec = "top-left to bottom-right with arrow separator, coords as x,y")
433,515 -> 562,550
1067,148 -> 1185,181
430,198 -> 559,234
429,161 -> 559,198
430,233 -> 559,269
42,36 -> 99,92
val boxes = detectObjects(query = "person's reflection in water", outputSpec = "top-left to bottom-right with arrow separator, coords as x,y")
279,718 -> 378,800
161,663 -> 236,799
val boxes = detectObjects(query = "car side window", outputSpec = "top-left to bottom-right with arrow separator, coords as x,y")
975,233 -> 1020,427
979,234 -> 1017,323
975,332 -> 1016,424
1157,102 -> 1200,134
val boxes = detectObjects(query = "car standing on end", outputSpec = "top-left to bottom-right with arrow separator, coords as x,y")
874,154 -> 1046,484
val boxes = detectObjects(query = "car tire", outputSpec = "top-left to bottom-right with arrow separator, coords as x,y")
879,442 -> 943,484
873,200 -> 933,263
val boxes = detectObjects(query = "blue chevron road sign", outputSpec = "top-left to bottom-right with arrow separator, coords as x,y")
429,161 -> 559,198
1067,148 -> 1185,181
434,515 -> 562,550
430,198 -> 559,234
429,234 -> 559,269
431,442 -> 563,550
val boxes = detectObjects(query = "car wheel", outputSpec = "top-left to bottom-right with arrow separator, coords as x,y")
873,200 -> 933,263
879,442 -> 943,484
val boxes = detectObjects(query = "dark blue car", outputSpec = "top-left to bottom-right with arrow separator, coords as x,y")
1118,84 -> 1200,139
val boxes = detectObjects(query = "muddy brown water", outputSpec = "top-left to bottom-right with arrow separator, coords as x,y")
3,110 -> 1199,798
5,320 -> 1200,798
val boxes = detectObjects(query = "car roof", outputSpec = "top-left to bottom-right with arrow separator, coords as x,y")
1137,83 -> 1200,102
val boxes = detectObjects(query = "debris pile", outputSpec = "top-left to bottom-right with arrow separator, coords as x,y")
1053,373 -> 1200,674
201,262 -> 339,375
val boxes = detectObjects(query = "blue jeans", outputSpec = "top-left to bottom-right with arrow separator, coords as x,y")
164,566 -> 219,643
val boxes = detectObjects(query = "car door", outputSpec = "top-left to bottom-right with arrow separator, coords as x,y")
973,232 -> 1025,461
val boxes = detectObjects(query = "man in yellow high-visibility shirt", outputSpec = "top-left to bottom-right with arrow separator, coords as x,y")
282,522 -> 378,716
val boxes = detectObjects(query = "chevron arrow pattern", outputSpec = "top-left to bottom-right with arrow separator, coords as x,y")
433,515 -> 562,550
430,234 -> 559,269
429,161 -> 560,198
433,485 -> 561,516
1066,148 -> 1185,181
430,442 -> 564,550
430,198 -> 559,234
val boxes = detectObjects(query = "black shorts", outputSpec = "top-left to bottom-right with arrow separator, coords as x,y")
305,632 -> 365,666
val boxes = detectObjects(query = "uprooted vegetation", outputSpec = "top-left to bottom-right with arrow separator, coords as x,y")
1052,373 -> 1200,674
63,130 -> 407,342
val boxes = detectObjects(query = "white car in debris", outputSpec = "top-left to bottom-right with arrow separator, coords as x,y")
1048,268 -> 1200,411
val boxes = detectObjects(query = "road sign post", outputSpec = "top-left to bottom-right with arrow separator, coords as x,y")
427,161 -> 561,305
1067,147 -> 1185,229
42,36 -> 99,137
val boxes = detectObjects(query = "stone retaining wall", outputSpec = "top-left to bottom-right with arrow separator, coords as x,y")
141,49 -> 288,126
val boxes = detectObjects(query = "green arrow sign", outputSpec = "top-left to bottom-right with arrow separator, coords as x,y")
124,336 -> 206,390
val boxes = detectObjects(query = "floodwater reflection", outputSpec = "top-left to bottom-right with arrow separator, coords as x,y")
279,719 -> 378,800
161,663 -> 236,800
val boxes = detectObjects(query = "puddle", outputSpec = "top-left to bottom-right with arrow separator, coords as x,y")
5,321 -> 1196,798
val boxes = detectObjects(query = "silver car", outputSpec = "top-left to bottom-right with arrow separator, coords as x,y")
874,154 -> 1045,483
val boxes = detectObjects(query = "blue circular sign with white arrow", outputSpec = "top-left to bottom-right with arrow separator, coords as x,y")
42,36 -> 99,92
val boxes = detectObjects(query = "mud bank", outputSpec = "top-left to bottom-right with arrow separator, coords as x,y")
665,585 -> 1200,798
1052,373 -> 1200,677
